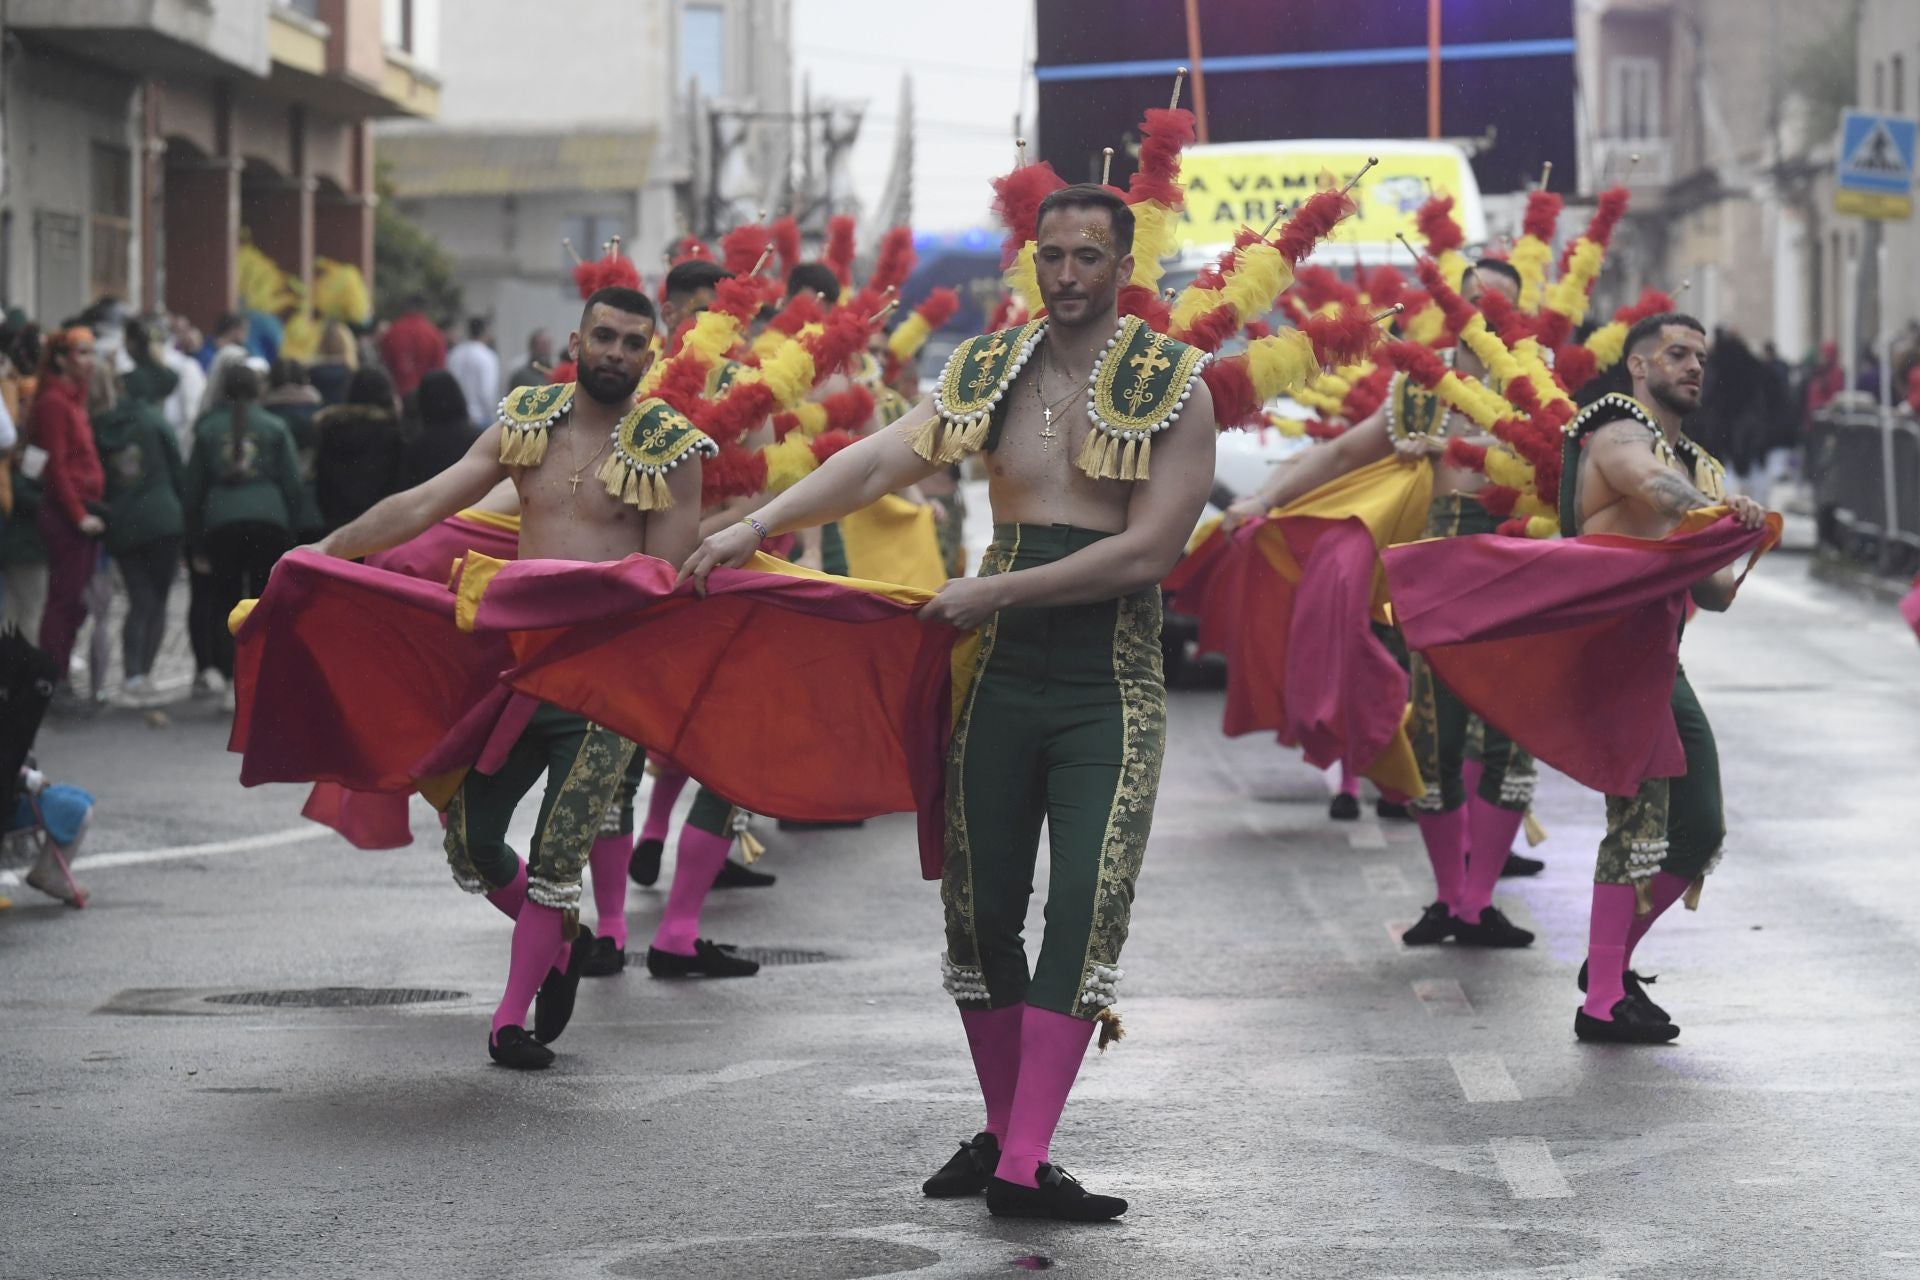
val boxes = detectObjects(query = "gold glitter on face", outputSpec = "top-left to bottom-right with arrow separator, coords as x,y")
1081,223 -> 1112,248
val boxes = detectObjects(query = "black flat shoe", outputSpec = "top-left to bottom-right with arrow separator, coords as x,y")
922,1132 -> 1000,1198
1328,793 -> 1361,821
1401,901 -> 1459,946
986,1165 -> 1127,1221
1452,905 -> 1535,948
776,818 -> 865,831
1575,998 -> 1679,1044
533,930 -> 592,1044
713,858 -> 776,889
1577,962 -> 1668,1022
629,837 -> 664,887
647,939 -> 761,978
1501,851 -> 1545,877
488,1025 -> 555,1070
1375,799 -> 1411,821
579,935 -> 626,978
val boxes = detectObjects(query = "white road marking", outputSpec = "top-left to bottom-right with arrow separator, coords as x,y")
1449,1053 -> 1522,1102
1490,1136 -> 1574,1199
1412,978 -> 1474,1016
1345,821 -> 1387,850
73,825 -> 333,871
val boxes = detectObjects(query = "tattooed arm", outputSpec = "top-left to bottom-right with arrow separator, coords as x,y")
1587,419 -> 1767,611
1588,421 -> 1716,519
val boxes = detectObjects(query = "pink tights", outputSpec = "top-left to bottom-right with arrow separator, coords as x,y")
588,833 -> 630,948
492,902 -> 565,1039
995,1007 -> 1096,1188
651,825 -> 732,955
959,1005 -> 1023,1140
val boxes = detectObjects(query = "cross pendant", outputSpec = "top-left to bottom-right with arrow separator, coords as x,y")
1040,406 -> 1057,448
568,472 -> 584,495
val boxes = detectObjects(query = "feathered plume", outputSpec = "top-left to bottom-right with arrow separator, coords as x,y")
721,222 -> 775,279
1415,194 -> 1465,255
1124,107 -> 1197,291
770,216 -> 803,275
824,215 -> 857,288
1274,188 -> 1357,267
990,162 -> 1067,267
571,246 -> 642,299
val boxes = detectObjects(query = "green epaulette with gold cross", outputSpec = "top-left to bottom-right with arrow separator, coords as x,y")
496,381 -> 576,467
1076,316 -> 1211,481
912,318 -> 1048,465
595,398 -> 719,511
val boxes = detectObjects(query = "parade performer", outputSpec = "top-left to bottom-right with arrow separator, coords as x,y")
684,184 -> 1216,1221
301,285 -> 712,1070
1223,262 -> 1539,948
1559,314 -> 1768,1043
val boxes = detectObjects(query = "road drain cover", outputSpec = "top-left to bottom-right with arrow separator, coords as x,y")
203,987 -> 466,1009
726,947 -> 834,966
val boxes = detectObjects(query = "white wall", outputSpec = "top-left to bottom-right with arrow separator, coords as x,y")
429,0 -> 675,131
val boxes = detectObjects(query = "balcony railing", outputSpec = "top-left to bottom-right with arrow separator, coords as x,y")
1591,137 -> 1674,187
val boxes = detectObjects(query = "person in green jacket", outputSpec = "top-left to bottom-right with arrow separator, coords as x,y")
120,318 -> 180,412
92,365 -> 185,702
182,362 -> 304,705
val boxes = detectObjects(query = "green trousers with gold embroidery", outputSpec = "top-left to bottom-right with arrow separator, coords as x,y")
444,702 -> 638,910
1407,494 -> 1536,814
1597,666 -> 1724,886
941,524 -> 1166,1021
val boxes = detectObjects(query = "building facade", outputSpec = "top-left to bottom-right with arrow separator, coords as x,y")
375,0 -> 790,362
0,0 -> 439,331
1577,0 -> 1920,361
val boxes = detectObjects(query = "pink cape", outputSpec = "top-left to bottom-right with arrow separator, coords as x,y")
1902,575 -> 1920,640
1166,517 -> 1412,795
296,513 -> 524,849
231,549 -> 963,878
1381,514 -> 1778,796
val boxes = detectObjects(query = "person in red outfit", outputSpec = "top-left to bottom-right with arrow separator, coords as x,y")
29,327 -> 104,688
375,296 -> 447,399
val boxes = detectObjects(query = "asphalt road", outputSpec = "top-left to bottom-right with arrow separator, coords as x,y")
4,549 -> 1918,1280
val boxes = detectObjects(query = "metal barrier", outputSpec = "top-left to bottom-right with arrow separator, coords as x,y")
1804,399 -> 1920,576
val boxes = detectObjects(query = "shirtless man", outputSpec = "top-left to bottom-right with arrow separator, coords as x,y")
310,286 -> 711,1069
1562,312 -> 1767,1044
683,184 -> 1216,1221
1223,261 -> 1542,951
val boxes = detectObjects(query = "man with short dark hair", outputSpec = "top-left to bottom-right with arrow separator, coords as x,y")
661,259 -> 733,335
312,285 -> 715,1069
447,315 -> 501,428
1562,312 -> 1768,1044
785,262 -> 842,305
683,183 -> 1216,1220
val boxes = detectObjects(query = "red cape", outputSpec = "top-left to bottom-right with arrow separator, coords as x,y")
232,550 -> 964,878
1381,512 -> 1779,796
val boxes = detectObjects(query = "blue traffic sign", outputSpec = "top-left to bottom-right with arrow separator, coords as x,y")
1836,110 -> 1916,219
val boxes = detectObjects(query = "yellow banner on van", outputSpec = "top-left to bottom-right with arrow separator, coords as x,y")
1177,144 -> 1479,251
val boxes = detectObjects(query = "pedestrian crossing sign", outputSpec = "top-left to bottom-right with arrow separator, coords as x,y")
1835,110 -> 1917,219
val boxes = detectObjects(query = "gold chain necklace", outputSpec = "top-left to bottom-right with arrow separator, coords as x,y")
562,426 -> 611,498
1031,348 -> 1083,450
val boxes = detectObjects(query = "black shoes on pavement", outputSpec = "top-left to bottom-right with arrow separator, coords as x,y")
1501,851 -> 1545,877
646,939 -> 761,978
1452,905 -> 1535,948
488,1025 -> 555,1070
579,935 -> 626,978
1577,961 -> 1669,1022
985,1165 -> 1128,1221
1401,902 -> 1458,946
1403,903 -> 1534,947
714,858 -> 776,889
1375,799 -> 1411,821
1328,793 -> 1361,821
1575,997 -> 1681,1044
532,930 -> 592,1043
923,1132 -> 1001,1198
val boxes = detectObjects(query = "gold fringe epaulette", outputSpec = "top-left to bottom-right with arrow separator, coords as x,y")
593,397 -> 718,511
1073,315 -> 1210,484
1566,392 -> 1725,497
915,318 -> 1048,464
496,382 -> 575,467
